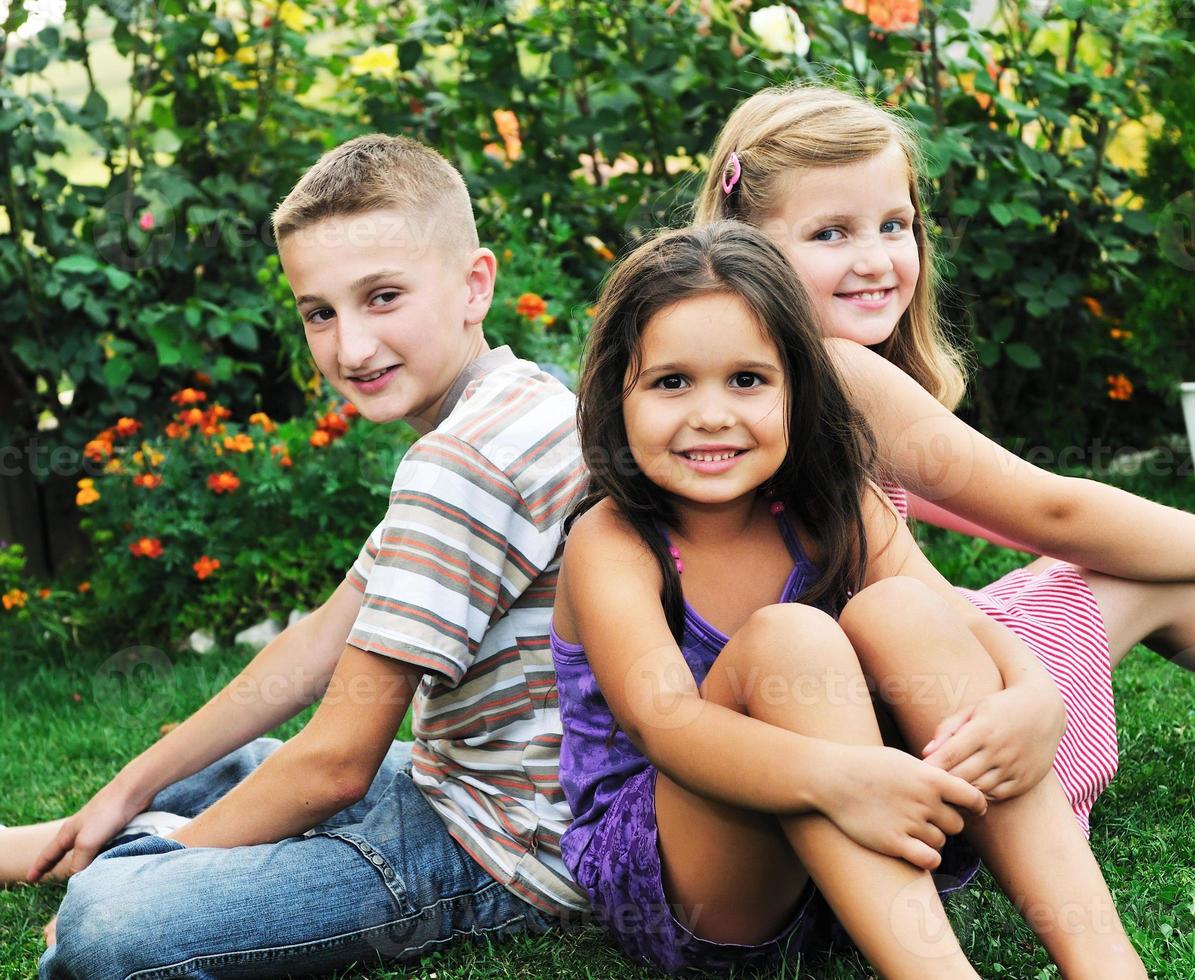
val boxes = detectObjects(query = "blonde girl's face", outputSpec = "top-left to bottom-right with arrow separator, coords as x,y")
621,292 -> 788,508
762,142 -> 920,347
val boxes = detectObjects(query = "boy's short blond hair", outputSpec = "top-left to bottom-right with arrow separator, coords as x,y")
272,133 -> 479,258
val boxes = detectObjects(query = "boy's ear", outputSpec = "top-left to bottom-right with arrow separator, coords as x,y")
463,247 -> 497,327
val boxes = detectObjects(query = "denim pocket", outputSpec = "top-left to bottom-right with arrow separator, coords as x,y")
307,828 -> 417,917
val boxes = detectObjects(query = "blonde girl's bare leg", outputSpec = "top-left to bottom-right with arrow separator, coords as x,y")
0,819 -> 73,884
654,604 -> 979,979
842,578 -> 1146,980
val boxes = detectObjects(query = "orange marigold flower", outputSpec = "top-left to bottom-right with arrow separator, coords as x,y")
493,109 -> 522,162
104,458 -> 124,474
165,422 -> 187,439
317,412 -> 348,437
38,587 -> 51,599
115,417 -> 142,438
2,588 -> 28,610
210,405 -> 232,421
1109,328 -> 1134,341
1081,296 -> 1104,318
76,485 -> 101,506
1106,374 -> 1133,401
309,429 -> 331,447
279,454 -> 293,467
340,401 -> 359,418
207,471 -> 241,494
133,473 -> 163,489
129,537 -> 164,559
541,314 -> 556,328
77,581 -> 91,593
516,292 -> 547,319
180,408 -> 206,427
594,243 -> 614,262
248,412 -> 276,433
84,438 -> 113,462
223,433 -> 255,453
193,555 -> 221,580
171,388 -> 208,406
192,371 -> 212,387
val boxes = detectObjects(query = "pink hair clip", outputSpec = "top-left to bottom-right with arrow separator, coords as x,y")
721,151 -> 742,195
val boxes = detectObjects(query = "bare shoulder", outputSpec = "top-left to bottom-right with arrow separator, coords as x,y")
564,498 -> 660,577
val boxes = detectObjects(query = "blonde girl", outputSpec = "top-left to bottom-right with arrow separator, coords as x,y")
696,82 -> 1195,836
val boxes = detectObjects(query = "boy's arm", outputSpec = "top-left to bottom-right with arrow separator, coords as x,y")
29,579 -> 363,879
830,338 -> 1195,580
170,644 -> 420,848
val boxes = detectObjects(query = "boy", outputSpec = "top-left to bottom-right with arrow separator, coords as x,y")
34,134 -> 589,977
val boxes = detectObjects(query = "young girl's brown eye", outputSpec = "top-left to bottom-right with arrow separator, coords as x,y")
655,375 -> 687,390
731,373 -> 762,388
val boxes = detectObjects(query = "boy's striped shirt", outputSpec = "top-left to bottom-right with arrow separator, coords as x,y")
346,351 -> 589,915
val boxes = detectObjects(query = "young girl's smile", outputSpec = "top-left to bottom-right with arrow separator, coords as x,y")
622,292 -> 787,506
765,143 -> 919,347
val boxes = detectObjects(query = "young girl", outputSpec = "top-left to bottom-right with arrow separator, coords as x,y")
551,221 -> 1145,978
694,82 -> 1195,837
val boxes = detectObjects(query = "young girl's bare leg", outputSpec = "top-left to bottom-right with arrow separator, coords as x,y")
1023,556 -> 1195,671
654,603 -> 979,979
842,578 -> 1146,979
0,819 -> 73,883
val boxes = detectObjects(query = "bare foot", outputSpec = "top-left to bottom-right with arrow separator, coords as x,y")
43,913 -> 57,947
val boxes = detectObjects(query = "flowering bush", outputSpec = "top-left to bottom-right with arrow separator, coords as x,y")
66,377 -> 409,651
0,541 -> 84,657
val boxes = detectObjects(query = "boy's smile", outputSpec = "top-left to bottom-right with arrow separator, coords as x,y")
279,209 -> 494,430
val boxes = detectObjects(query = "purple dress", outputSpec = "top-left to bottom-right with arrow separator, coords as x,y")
551,513 -> 980,975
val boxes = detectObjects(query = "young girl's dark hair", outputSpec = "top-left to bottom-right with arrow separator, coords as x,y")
572,220 -> 879,645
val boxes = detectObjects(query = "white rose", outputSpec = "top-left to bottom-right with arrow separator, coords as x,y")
749,4 -> 811,58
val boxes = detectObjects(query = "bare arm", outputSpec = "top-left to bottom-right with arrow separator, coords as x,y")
831,338 -> 1195,580
29,579 -> 364,878
906,493 -> 1033,554
171,644 -> 419,848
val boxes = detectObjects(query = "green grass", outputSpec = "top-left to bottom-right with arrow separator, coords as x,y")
2,471 -> 1193,978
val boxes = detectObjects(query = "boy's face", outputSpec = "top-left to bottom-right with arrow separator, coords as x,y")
280,209 -> 494,430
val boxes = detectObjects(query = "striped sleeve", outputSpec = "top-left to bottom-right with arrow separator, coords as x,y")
346,432 -> 543,687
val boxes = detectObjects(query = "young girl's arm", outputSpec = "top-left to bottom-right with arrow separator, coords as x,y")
830,338 -> 1195,579
906,494 -> 1033,554
560,501 -> 985,867
861,488 -> 1066,799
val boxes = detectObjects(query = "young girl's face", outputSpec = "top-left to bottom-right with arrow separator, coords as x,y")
764,142 -> 919,347
622,292 -> 788,507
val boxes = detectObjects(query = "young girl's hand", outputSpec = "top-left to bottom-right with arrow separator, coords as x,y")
921,683 -> 1066,801
820,744 -> 987,871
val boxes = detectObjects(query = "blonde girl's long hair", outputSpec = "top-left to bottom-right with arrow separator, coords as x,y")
694,83 -> 968,410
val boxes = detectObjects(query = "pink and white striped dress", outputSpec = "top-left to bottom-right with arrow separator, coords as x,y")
882,483 -> 1119,837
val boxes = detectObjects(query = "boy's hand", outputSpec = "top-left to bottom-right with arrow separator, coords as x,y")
921,683 -> 1066,801
819,744 -> 987,871
27,783 -> 149,882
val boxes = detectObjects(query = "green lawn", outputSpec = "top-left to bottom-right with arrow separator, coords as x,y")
2,472 -> 1193,978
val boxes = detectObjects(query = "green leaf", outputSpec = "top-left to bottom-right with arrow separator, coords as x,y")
1009,201 -> 1043,225
104,265 -> 134,291
976,338 -> 1001,368
1005,343 -> 1042,369
229,322 -> 259,351
988,202 -> 1013,227
102,357 -> 134,388
549,50 -> 575,79
953,198 -> 980,217
55,255 -> 101,274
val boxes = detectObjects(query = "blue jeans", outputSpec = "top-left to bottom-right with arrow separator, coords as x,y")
40,738 -> 559,979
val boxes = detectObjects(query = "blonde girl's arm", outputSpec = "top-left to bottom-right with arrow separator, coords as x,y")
860,488 -> 1065,799
559,501 -> 985,866
905,494 -> 1033,554
829,337 -> 1195,580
